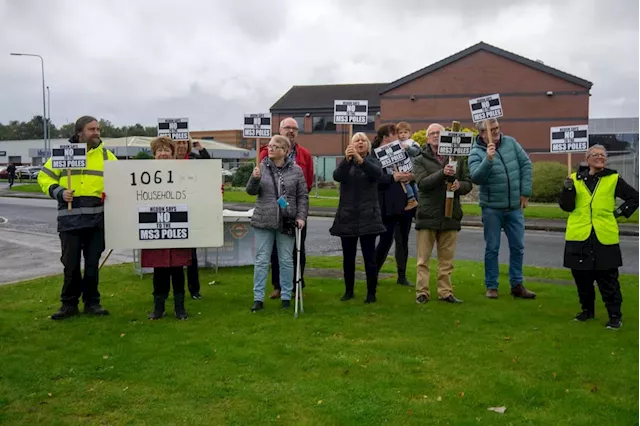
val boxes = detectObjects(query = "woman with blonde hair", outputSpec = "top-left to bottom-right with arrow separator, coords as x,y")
330,132 -> 386,303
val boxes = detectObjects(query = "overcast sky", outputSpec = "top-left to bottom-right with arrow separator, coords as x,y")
0,0 -> 638,130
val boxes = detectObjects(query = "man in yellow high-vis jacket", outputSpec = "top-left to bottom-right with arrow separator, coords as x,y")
38,116 -> 118,320
559,144 -> 638,329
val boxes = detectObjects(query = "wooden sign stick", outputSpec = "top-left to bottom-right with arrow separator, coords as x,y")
67,168 -> 72,211
256,139 -> 261,165
444,121 -> 461,218
567,152 -> 572,175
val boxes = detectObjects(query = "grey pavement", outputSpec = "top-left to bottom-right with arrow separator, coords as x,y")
1,196 -> 637,285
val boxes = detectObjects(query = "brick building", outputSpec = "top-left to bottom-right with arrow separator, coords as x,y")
270,42 -> 593,178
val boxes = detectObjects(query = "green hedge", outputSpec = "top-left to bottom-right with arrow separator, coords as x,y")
531,161 -> 568,203
232,162 -> 255,187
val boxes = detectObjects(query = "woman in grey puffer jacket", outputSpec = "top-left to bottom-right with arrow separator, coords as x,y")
246,135 -> 309,312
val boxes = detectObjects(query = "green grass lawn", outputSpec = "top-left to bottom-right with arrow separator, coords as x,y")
0,257 -> 637,425
9,184 -> 639,223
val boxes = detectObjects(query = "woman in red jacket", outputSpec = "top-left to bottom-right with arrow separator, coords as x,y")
142,137 -> 192,320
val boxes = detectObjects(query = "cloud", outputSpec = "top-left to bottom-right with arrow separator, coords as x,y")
0,0 -> 637,130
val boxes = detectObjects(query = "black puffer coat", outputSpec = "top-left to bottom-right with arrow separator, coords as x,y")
330,155 -> 387,237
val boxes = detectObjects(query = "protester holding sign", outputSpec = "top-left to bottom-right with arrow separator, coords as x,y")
141,137 -> 193,320
372,124 -> 415,286
330,132 -> 386,303
559,145 -> 638,329
259,117 -> 314,300
37,116 -> 118,320
247,135 -> 309,312
468,118 -> 535,300
413,123 -> 472,304
174,138 -> 210,300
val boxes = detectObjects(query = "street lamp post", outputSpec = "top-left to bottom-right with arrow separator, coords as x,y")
46,86 -> 51,150
10,53 -> 47,160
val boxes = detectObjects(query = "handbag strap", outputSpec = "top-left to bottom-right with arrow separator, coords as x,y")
268,164 -> 281,198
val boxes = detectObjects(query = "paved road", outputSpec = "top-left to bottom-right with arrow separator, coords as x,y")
1,197 -> 638,285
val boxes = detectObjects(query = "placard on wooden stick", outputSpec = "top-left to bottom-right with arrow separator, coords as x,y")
334,100 -> 368,151
51,143 -> 87,211
550,124 -> 589,174
243,113 -> 272,164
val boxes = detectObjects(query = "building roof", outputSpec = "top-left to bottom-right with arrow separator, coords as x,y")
381,42 -> 593,94
270,83 -> 388,112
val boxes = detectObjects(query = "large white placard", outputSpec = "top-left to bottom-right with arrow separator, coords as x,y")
243,113 -> 272,138
334,100 -> 368,124
374,141 -> 412,174
104,159 -> 223,249
51,144 -> 87,169
468,93 -> 503,123
157,117 -> 190,141
438,131 -> 474,156
550,125 -> 589,153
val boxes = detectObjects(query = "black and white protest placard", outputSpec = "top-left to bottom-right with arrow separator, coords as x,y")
374,141 -> 413,174
243,114 -> 271,138
138,205 -> 189,240
51,144 -> 87,169
334,100 -> 368,125
550,125 -> 589,153
468,94 -> 503,123
437,131 -> 474,156
158,118 -> 190,141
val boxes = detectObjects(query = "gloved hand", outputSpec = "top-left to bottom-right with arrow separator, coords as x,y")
563,177 -> 574,190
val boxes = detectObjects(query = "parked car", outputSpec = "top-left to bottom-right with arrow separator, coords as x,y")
27,166 -> 42,179
0,167 -> 7,179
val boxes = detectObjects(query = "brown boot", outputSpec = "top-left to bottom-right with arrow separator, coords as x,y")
269,289 -> 281,299
405,199 -> 418,211
511,284 -> 536,299
486,288 -> 498,299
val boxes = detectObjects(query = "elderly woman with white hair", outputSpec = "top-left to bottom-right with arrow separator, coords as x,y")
559,144 -> 638,329
330,132 -> 386,303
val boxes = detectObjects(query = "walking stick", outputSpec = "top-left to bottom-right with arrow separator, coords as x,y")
294,226 -> 304,318
99,249 -> 113,270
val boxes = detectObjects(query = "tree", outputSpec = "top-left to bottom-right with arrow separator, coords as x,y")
133,150 -> 153,159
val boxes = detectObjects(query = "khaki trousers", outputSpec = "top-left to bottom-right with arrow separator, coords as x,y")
416,229 -> 458,299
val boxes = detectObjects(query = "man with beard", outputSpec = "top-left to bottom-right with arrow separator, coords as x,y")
259,117 -> 313,299
38,116 -> 118,320
174,138 -> 211,300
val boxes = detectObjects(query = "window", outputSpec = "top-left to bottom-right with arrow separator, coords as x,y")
353,114 -> 376,132
312,116 -> 336,132
292,116 -> 305,133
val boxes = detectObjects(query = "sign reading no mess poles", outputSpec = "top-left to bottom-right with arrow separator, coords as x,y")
334,100 -> 368,125
550,125 -> 589,153
51,144 -> 87,169
468,94 -> 503,123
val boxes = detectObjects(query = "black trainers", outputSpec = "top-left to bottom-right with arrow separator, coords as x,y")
606,318 -> 622,329
84,304 -> 109,316
281,300 -> 291,309
191,293 -> 203,300
397,277 -> 414,287
574,310 -> 595,322
364,294 -> 377,304
251,301 -> 264,312
440,295 -> 463,304
51,305 -> 79,320
340,292 -> 355,301
416,295 -> 429,304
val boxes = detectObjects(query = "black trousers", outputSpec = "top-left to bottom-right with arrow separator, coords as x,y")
187,248 -> 200,295
375,211 -> 413,276
8,174 -> 14,187
153,267 -> 185,297
341,234 -> 378,295
59,227 -> 105,307
571,268 -> 622,318
271,225 -> 307,290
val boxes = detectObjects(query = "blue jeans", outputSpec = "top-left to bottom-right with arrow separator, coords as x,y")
405,182 -> 418,201
481,207 -> 525,289
253,228 -> 295,302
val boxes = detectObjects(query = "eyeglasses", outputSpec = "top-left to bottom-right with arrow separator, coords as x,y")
427,131 -> 441,137
282,126 -> 298,132
588,153 -> 607,159
267,144 -> 284,150
482,126 -> 500,133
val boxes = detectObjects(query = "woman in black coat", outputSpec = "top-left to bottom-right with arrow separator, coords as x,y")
330,132 -> 386,303
372,124 -> 416,286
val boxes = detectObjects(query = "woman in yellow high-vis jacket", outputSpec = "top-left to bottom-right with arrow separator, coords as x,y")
559,144 -> 638,329
38,116 -> 118,320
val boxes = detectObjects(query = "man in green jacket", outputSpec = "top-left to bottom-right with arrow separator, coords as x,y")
468,118 -> 536,300
413,123 -> 472,304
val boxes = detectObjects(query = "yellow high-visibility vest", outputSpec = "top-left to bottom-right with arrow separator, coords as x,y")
565,172 -> 619,245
